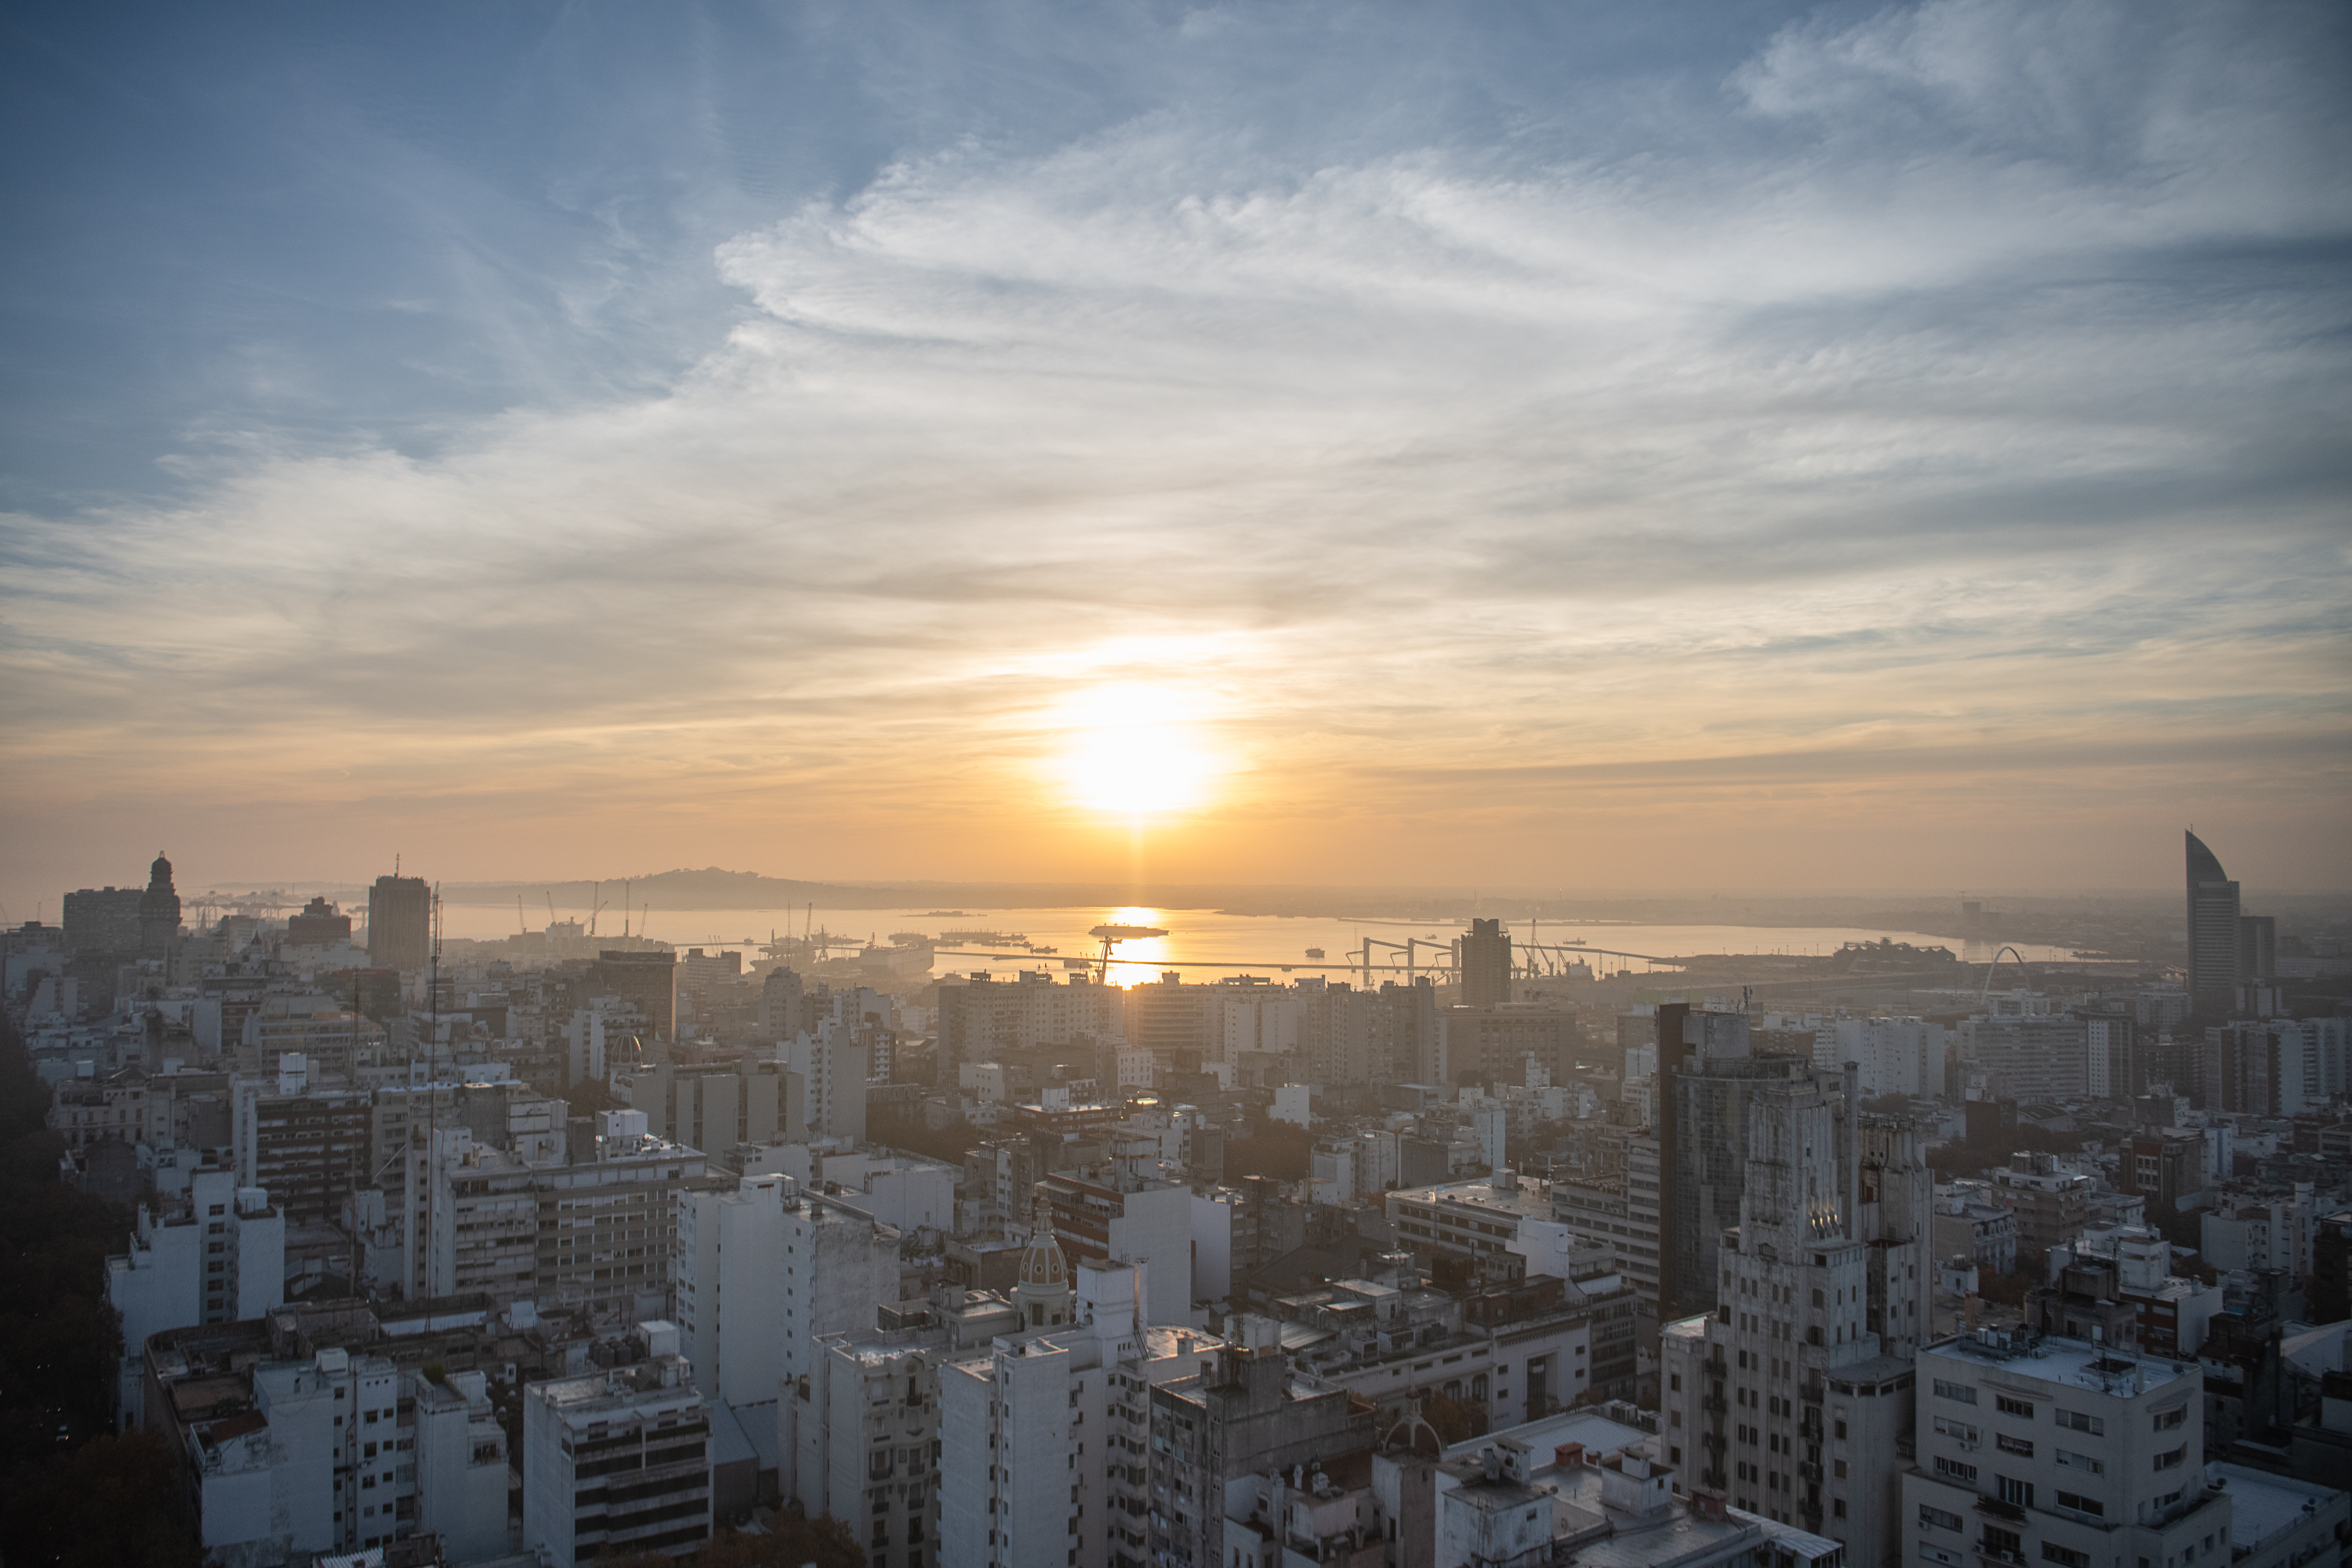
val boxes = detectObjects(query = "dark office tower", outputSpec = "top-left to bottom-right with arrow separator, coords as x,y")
2237,914 -> 2277,985
138,852 -> 181,959
593,949 -> 677,1043
64,885 -> 144,956
2185,830 -> 2241,1015
1459,917 -> 1512,1007
367,873 -> 433,971
1654,1004 -> 1808,1323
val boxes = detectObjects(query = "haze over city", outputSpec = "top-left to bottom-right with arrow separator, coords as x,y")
3,0 -> 2347,912
3,6 -> 2352,1568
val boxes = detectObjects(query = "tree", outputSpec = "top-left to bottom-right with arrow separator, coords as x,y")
1420,1390 -> 1488,1446
0,1428 -> 199,1568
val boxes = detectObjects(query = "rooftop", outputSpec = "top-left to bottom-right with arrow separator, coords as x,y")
1392,1174 -> 1555,1225
1923,1331 -> 2190,1399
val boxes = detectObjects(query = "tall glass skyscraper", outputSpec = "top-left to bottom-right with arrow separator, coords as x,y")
2184,829 -> 2241,1015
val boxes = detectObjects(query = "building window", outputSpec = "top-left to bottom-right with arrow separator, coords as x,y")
1997,1435 -> 2034,1458
1997,1477 -> 2034,1508
2154,1447 -> 2186,1471
2054,1449 -> 2103,1475
2153,1407 -> 2187,1431
2056,1410 -> 2103,1436
1833,1500 -> 1847,1519
1994,1396 -> 2034,1419
2042,1546 -> 2090,1568
1932,1457 -> 1976,1483
2056,1491 -> 2104,1518
1933,1380 -> 1978,1406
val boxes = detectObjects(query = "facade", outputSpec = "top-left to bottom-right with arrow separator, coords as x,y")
672,1174 -> 898,1414
1551,1134 -> 1664,1322
2185,832 -> 2241,1015
106,1167 -> 286,1427
409,1370 -> 511,1566
794,1332 -> 942,1566
1147,1319 -> 1380,1568
367,875 -> 434,973
287,898 -> 354,948
1960,1017 -> 2089,1104
1903,1331 -> 2222,1568
1659,1070 -> 1933,1566
64,883 -> 146,957
1817,1018 -> 1945,1102
235,1077 -> 374,1223
1443,1005 -> 1577,1089
1660,1015 -> 1811,1323
1041,1167 -> 1196,1325
935,971 -> 1124,1080
522,1327 -> 713,1566
140,852 -> 183,959
1989,1161 -> 2095,1262
1460,919 -> 1513,1009
592,950 -> 677,1045
938,1259 -> 1219,1568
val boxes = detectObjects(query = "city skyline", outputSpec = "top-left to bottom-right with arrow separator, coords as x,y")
4,0 -> 2348,911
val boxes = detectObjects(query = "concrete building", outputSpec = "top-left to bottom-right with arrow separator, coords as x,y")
523,1324 -> 713,1566
409,1369 -> 512,1566
1460,919 -> 1513,1010
673,1173 -> 898,1414
2185,832 -> 2242,1016
1988,1160 -> 2095,1262
405,1109 -> 707,1313
1551,1135 -> 1664,1324
1147,1319 -> 1380,1568
779,1019 -> 866,1143
1960,1016 -> 2089,1104
1443,1005 -> 1579,1090
1900,1330 -> 2314,1568
106,1167 -> 285,1427
591,950 -> 678,1046
366,874 -> 433,973
1661,1022 -> 1820,1323
1041,1167 -> 1196,1324
1815,1018 -> 1945,1102
936,971 -> 1124,1081
64,882 -> 147,958
936,1255 -> 1218,1568
1659,1076 -> 1933,1561
234,1069 -> 374,1223
791,1330 -> 944,1564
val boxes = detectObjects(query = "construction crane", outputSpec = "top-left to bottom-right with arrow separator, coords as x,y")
1087,923 -> 1169,982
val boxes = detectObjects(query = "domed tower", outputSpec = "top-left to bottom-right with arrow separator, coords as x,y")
1014,1199 -> 1072,1330
139,851 -> 181,960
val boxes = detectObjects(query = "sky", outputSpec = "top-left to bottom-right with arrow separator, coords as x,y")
2,0 -> 2348,911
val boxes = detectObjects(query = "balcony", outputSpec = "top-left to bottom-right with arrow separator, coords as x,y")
1700,1432 -> 1727,1454
1702,1394 -> 1728,1415
1974,1544 -> 2027,1566
1798,1461 -> 1822,1483
1975,1497 -> 2027,1524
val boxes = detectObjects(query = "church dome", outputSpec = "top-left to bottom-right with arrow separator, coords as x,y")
150,852 -> 173,887
1018,1221 -> 1069,1287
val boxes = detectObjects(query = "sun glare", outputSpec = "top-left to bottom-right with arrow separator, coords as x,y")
1053,684 -> 1221,818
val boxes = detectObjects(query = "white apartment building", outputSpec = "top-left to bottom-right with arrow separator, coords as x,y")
793,1334 -> 941,1567
409,1368 -> 511,1565
672,1174 -> 899,1415
1661,1070 -> 1934,1568
405,1109 -> 706,1313
1042,1167 -> 1196,1326
1814,1018 -> 1947,1102
523,1326 -> 713,1566
937,1250 -> 1219,1568
106,1166 -> 285,1427
1904,1330 -> 2223,1568
781,1019 -> 867,1143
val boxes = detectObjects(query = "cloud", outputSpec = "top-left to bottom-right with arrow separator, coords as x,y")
1,0 -> 2347,892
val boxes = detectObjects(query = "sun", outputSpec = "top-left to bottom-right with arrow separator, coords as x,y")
1052,684 -> 1221,818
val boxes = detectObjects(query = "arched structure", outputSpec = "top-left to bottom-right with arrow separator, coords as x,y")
1978,945 -> 2030,1007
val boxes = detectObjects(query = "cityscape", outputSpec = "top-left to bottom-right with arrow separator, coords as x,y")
2,4 -> 2348,1568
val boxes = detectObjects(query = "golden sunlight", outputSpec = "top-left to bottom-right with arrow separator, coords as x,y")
1053,684 -> 1221,818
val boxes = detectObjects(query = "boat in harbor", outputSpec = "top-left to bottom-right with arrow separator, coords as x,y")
1305,947 -> 1325,959
941,930 -> 1028,946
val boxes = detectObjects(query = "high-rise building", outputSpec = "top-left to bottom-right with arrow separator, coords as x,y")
1657,1009 -> 1815,1323
139,851 -> 181,959
63,883 -> 145,957
523,1325 -> 713,1566
2185,831 -> 2242,1015
1442,1004 -> 1577,1087
2238,913 -> 2277,985
1657,1067 -> 1932,1560
1041,1167 -> 1195,1327
593,949 -> 677,1043
366,873 -> 433,972
1460,917 -> 1513,1007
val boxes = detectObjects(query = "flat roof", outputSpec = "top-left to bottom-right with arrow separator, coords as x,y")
1393,1178 -> 1555,1223
1922,1334 -> 2190,1399
2212,1463 -> 2347,1550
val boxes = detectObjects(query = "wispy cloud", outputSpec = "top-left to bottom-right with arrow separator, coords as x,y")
1,0 -> 2347,895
